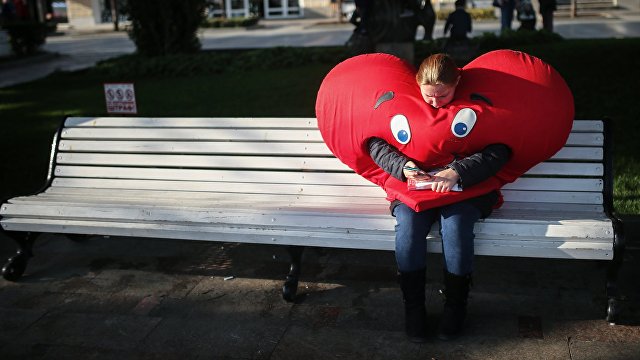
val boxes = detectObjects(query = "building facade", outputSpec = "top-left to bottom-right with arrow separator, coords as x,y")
61,0 -> 343,28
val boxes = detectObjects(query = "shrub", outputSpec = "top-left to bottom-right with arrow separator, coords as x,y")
1,21 -> 51,56
436,8 -> 496,21
90,46 -> 351,78
125,0 -> 206,56
202,16 -> 259,28
415,29 -> 563,65
475,30 -> 563,52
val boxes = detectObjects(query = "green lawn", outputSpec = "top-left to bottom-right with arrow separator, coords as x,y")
1,39 -> 638,214
0,64 -> 333,203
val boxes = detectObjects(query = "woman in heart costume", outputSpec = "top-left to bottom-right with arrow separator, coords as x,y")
316,50 -> 574,341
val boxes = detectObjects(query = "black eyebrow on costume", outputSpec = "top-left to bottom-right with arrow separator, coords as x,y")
470,93 -> 493,106
374,91 -> 394,109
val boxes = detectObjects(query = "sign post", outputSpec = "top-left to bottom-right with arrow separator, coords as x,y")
104,83 -> 137,114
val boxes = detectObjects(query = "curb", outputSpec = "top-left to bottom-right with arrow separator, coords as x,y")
0,51 -> 60,71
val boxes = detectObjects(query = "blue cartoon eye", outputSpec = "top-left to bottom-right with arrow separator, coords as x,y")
451,108 -> 477,138
390,114 -> 411,145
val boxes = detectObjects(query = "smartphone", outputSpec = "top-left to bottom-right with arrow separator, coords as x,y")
403,165 -> 428,175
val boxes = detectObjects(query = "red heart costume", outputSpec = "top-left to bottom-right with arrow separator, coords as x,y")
315,50 -> 574,212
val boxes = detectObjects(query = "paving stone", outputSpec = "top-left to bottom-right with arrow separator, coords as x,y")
141,315 -> 286,359
7,312 -> 161,350
0,286 -> 69,309
88,269 -> 201,299
149,275 -> 291,321
271,325 -> 422,360
331,305 -> 406,332
0,343 -> 205,360
464,314 -> 521,338
294,280 -> 375,307
569,340 -> 640,360
467,291 -> 544,316
289,282 -> 408,332
0,289 -> 141,321
0,308 -> 47,344
420,337 -> 571,359
545,319 -> 640,343
50,292 -> 144,315
140,276 -> 291,358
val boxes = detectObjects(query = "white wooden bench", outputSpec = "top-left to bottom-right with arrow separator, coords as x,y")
0,117 -> 625,323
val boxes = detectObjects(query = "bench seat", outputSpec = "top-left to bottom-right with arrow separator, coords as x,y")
3,190 -> 614,260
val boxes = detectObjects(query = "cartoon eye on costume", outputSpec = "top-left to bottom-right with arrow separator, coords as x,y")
451,108 -> 477,138
390,114 -> 411,144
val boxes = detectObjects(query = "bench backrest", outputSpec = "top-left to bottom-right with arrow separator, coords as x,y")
49,117 -> 610,213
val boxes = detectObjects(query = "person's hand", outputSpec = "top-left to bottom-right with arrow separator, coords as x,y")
403,161 -> 426,179
430,168 -> 460,193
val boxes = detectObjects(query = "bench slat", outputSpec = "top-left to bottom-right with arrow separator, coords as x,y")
50,177 -> 384,197
54,166 -> 602,192
6,196 -> 610,222
498,201 -> 603,213
54,166 -> 374,186
551,147 -> 602,161
65,117 -> 603,133
0,218 -> 613,260
502,178 -> 602,192
61,128 -> 601,147
56,153 -> 352,171
21,189 -> 607,214
566,133 -> 604,146
65,117 -> 320,129
501,190 -> 602,204
42,187 -> 390,206
1,205 -> 612,242
49,177 -> 603,205
9,196 -> 392,214
61,128 -> 325,142
64,117 -> 604,133
58,140 -> 603,161
55,153 -> 604,176
1,203 -> 613,238
58,140 -> 334,156
527,162 -> 603,176
570,120 -> 603,132
1,203 -> 395,230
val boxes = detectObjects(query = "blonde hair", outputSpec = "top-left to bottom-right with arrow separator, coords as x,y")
415,53 -> 461,86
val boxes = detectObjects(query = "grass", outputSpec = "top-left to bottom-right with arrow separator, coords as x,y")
0,64 -> 333,203
0,38 -> 638,215
514,39 -> 640,215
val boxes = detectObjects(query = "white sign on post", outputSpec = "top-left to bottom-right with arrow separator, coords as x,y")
104,83 -> 137,114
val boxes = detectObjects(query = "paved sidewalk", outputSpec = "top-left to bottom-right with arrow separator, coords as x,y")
0,233 -> 639,359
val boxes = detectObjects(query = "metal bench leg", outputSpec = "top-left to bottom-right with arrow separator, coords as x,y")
282,246 -> 305,302
605,227 -> 625,325
2,231 -> 38,281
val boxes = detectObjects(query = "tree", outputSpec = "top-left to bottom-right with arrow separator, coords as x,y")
1,0 -> 51,56
125,0 -> 206,56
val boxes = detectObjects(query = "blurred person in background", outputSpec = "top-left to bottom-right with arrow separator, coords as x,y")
493,0 -> 516,32
538,0 -> 556,32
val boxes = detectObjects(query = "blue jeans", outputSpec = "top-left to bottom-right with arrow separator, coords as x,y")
500,3 -> 515,31
393,201 -> 481,276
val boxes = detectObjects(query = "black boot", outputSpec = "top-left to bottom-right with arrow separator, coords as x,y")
398,268 -> 428,343
437,270 -> 471,341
